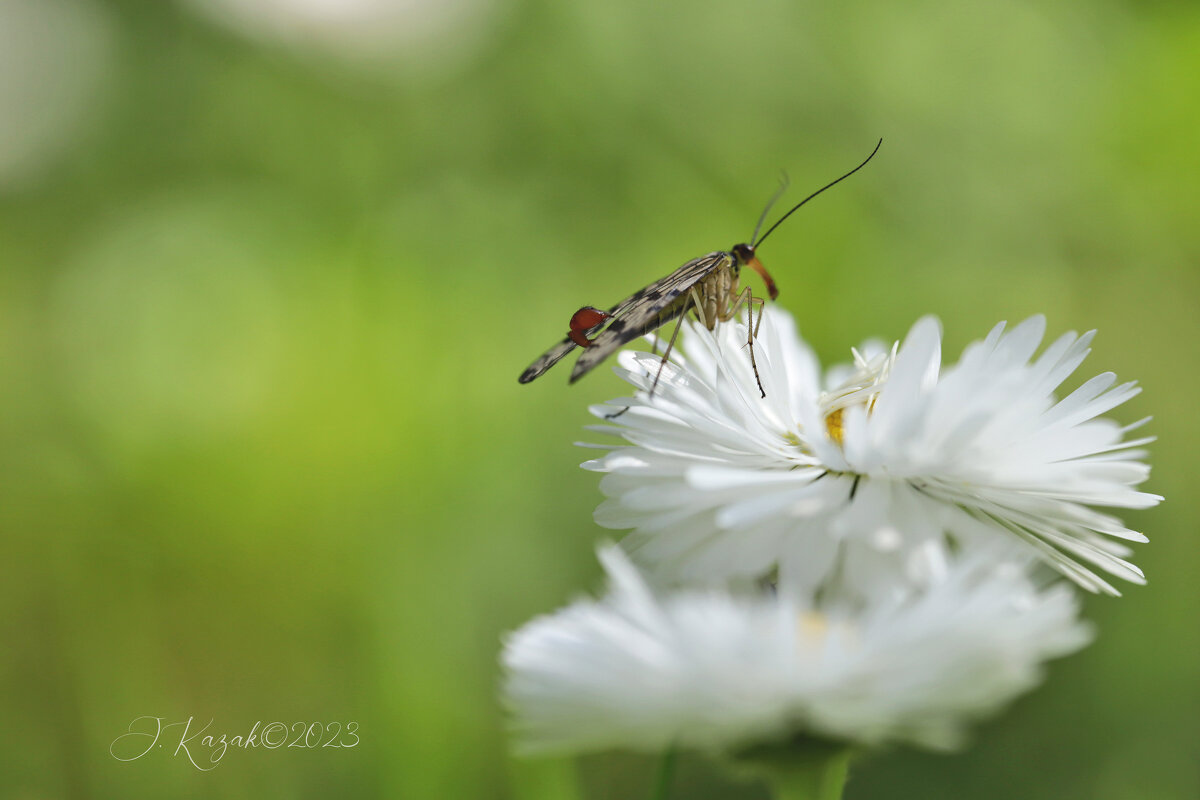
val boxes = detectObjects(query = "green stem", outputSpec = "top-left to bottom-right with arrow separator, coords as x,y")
649,745 -> 678,800
765,747 -> 851,800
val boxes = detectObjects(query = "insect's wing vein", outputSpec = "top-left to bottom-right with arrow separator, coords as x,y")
518,337 -> 579,384
569,252 -> 728,383
519,309 -> 617,383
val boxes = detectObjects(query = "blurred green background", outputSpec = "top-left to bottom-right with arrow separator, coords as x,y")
1,0 -> 1197,797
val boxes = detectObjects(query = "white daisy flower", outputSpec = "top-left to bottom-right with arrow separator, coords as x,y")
502,544 -> 1091,755
582,308 -> 1160,597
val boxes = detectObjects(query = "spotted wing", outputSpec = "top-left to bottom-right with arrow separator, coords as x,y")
518,335 -> 581,384
568,251 -> 730,383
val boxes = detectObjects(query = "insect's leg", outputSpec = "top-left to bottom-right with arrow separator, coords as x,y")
726,286 -> 767,398
648,300 -> 690,397
688,286 -> 709,329
603,296 -> 694,421
646,287 -> 702,396
748,295 -> 767,398
647,316 -> 666,357
604,404 -> 631,420
647,298 -> 687,359
748,291 -> 766,340
649,326 -> 666,357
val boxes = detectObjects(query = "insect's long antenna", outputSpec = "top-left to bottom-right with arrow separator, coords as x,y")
752,138 -> 882,249
750,171 -> 790,246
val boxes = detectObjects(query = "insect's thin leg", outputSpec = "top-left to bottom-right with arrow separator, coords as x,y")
647,316 -> 669,357
688,286 -> 709,330
648,284 -> 703,391
749,292 -> 766,340
648,323 -> 671,357
747,295 -> 767,397
648,301 -> 690,397
604,404 -> 630,420
726,286 -> 767,398
604,298 -> 694,421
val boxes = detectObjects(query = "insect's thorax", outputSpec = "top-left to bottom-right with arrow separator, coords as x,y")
692,258 -> 738,330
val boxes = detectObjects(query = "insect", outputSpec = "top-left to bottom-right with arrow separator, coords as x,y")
518,140 -> 882,397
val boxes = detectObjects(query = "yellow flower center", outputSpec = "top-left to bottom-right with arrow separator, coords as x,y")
784,344 -> 897,453
824,407 -> 846,447
821,345 -> 896,447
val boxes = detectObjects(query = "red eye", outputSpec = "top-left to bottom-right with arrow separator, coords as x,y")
570,306 -> 610,332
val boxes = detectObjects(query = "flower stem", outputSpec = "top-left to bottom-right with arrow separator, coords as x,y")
649,745 -> 678,800
764,747 -> 851,800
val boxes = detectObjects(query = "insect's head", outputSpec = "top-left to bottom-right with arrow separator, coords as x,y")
731,242 -> 756,264
731,242 -> 779,301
